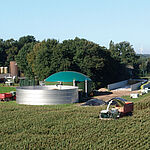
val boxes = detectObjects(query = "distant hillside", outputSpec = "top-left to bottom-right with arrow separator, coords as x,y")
137,54 -> 150,58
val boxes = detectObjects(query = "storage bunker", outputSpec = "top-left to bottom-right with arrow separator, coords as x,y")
107,79 -> 146,91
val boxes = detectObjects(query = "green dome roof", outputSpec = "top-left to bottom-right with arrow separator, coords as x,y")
45,71 -> 92,82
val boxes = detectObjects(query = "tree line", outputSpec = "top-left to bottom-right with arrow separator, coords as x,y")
0,35 -> 149,88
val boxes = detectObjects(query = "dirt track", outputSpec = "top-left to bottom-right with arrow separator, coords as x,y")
94,88 -> 141,101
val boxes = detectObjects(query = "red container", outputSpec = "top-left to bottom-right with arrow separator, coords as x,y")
0,93 -> 13,101
0,93 -> 6,99
5,93 -> 12,98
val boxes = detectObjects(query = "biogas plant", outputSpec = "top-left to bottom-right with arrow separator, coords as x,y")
16,71 -> 92,105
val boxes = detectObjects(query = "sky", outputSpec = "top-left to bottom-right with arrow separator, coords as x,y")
0,0 -> 150,54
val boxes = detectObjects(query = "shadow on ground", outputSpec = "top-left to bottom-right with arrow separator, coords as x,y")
93,90 -> 113,96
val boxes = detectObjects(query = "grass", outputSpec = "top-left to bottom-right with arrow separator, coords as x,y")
0,86 -> 16,93
0,93 -> 150,149
0,86 -> 150,149
122,92 -> 150,102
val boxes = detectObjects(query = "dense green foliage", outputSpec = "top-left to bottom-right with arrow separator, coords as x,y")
109,41 -> 139,65
27,39 -> 59,80
138,56 -> 150,77
0,35 -> 148,88
0,93 -> 150,149
109,41 -> 140,78
0,36 -> 36,67
0,39 -> 7,66
16,43 -> 36,78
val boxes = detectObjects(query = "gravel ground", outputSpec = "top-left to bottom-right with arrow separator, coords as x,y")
94,88 -> 141,101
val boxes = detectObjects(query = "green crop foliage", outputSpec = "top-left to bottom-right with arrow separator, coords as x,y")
0,86 -> 150,149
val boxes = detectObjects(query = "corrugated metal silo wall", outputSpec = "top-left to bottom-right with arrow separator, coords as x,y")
16,86 -> 78,105
10,61 -> 18,76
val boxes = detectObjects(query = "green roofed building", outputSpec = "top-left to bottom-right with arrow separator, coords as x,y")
45,71 -> 92,96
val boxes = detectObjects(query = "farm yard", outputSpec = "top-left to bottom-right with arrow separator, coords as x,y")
0,86 -> 150,149
1,0 -> 150,149
0,36 -> 150,149
95,88 -> 141,101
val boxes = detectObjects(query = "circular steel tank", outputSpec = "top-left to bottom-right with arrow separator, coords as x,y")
16,85 -> 78,105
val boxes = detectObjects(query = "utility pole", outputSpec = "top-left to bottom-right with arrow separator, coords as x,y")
140,47 -> 144,77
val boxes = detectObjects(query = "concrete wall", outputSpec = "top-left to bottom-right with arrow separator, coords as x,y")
131,82 -> 143,91
107,79 -> 146,91
107,80 -> 128,90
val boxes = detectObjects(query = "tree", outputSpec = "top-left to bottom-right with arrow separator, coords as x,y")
50,39 -> 79,73
0,39 -> 7,66
72,38 -> 127,87
0,36 -> 36,67
109,41 -> 140,78
147,58 -> 150,74
0,38 -> 19,67
109,41 -> 139,65
16,43 -> 36,78
18,35 -> 36,49
27,39 -> 59,80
